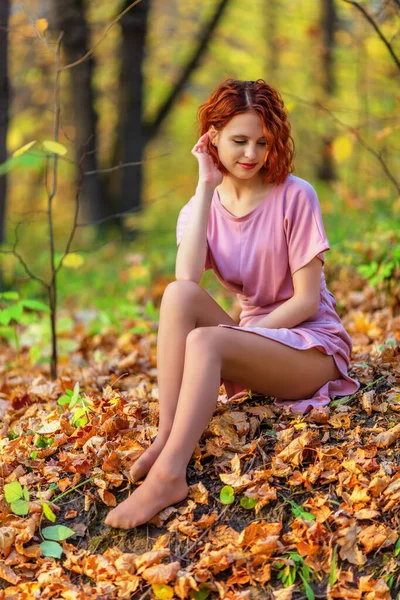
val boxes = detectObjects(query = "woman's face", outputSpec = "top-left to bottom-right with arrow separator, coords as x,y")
209,112 -> 269,179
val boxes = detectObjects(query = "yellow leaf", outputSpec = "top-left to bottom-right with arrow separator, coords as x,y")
36,18 -> 48,34
63,253 -> 84,269
12,140 -> 36,157
332,135 -> 353,163
152,584 -> 174,599
42,140 -> 68,156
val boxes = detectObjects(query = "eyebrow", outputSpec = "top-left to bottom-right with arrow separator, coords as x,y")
229,134 -> 266,140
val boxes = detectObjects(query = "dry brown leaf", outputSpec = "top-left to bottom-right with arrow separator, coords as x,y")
374,423 -> 400,448
0,528 -> 15,559
98,489 -> 117,507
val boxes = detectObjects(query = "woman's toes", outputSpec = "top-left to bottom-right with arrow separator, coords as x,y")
105,472 -> 189,530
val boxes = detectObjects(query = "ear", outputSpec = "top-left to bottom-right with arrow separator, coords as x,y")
208,126 -> 219,146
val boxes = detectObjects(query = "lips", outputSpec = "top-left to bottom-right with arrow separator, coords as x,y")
238,162 -> 257,168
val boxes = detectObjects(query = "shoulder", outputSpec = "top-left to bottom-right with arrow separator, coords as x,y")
284,174 -> 318,201
283,175 -> 320,215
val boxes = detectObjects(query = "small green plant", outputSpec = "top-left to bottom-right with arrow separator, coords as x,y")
279,493 -> 316,521
219,485 -> 257,509
57,381 -> 93,427
4,481 -> 30,515
0,290 -> 50,364
355,234 -> 400,296
274,552 -> 314,598
4,476 -> 95,558
40,525 -> 75,558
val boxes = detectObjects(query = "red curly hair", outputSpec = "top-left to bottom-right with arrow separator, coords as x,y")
196,78 -> 295,185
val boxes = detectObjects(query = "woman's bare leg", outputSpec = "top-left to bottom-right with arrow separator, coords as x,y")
129,279 -> 237,482
105,322 -> 340,529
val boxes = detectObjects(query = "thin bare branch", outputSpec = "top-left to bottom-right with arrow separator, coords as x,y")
342,0 -> 400,72
76,189 -> 175,228
83,153 -> 170,176
281,90 -> 400,195
17,0 -> 56,52
0,220 -> 50,288
60,0 -> 144,72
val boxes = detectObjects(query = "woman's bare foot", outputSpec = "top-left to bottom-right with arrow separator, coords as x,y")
129,435 -> 168,482
104,466 -> 188,529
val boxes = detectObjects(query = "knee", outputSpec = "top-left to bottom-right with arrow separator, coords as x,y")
186,327 -> 219,354
162,279 -> 203,306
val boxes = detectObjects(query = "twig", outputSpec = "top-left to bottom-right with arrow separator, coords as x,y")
60,0 -> 144,72
342,0 -> 400,72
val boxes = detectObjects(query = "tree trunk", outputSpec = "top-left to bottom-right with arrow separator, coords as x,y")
50,0 -> 109,226
0,0 -> 9,245
108,0 -> 231,237
118,0 -> 150,236
316,0 -> 337,182
0,0 -> 9,292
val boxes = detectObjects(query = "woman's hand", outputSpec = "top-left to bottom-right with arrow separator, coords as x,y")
191,131 -> 223,188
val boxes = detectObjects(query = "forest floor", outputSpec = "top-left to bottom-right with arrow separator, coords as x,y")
1,277 -> 400,600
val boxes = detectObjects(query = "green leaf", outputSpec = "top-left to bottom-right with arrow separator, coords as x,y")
128,326 -> 148,334
394,537 -> 400,557
280,494 -> 316,521
0,291 -> 20,300
11,499 -> 29,515
57,394 -> 72,406
35,436 -> 54,448
42,525 -> 75,541
69,382 -> 81,409
220,485 -> 235,505
40,540 -> 63,558
0,308 -> 12,326
30,451 -> 38,459
191,584 -> 211,599
329,544 -> 338,586
8,303 -> 23,322
22,486 -> 30,501
49,483 -> 58,490
7,428 -> 18,441
29,346 -> 42,365
42,502 -> 56,523
20,299 -> 50,312
240,495 -> 257,509
4,481 -> 23,503
299,572 -> 315,600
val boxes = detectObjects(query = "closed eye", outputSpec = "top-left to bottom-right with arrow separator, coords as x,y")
234,141 -> 267,145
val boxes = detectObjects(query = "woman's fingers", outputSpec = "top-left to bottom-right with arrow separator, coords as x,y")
192,132 -> 210,153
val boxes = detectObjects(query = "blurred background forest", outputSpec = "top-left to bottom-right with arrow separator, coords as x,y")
0,0 -> 399,360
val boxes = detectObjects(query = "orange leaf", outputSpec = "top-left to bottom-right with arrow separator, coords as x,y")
98,489 -> 117,507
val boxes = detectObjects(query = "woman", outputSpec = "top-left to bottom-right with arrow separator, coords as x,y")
105,78 -> 360,529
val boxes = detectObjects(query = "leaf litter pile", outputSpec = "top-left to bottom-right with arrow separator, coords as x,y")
1,279 -> 400,599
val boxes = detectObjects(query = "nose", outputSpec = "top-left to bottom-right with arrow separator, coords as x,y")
244,144 -> 257,161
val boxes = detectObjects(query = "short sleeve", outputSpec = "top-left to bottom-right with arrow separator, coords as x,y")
284,183 -> 330,276
176,197 -> 212,271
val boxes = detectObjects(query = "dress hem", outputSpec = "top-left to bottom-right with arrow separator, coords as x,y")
217,323 -> 360,414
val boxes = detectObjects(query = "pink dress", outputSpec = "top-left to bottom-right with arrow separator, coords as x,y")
176,173 -> 360,414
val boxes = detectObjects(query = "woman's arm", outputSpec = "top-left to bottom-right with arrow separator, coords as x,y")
249,295 -> 317,329
250,257 -> 322,329
175,181 -> 214,283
